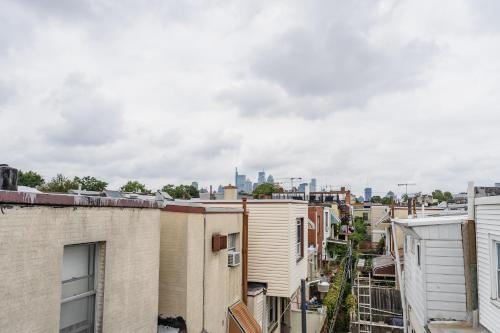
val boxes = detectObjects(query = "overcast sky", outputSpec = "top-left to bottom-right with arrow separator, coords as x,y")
1,0 -> 499,197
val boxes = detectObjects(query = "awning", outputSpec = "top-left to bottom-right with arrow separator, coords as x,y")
228,301 -> 262,333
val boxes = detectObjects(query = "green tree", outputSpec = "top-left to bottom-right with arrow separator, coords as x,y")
121,180 -> 150,193
443,191 -> 453,202
17,170 -> 45,188
381,196 -> 393,205
161,184 -> 199,199
370,195 -> 382,204
252,183 -> 282,198
39,174 -> 79,193
432,189 -> 453,203
74,176 -> 108,192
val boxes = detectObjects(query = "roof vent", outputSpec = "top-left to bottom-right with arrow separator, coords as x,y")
0,164 -> 18,191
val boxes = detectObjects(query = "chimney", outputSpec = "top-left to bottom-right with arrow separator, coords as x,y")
224,185 -> 238,201
0,164 -> 18,191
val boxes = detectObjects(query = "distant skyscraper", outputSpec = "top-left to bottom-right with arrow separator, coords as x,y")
235,167 -> 247,192
309,178 -> 317,192
267,175 -> 274,183
191,181 -> 198,190
244,178 -> 253,193
217,185 -> 224,193
364,187 -> 372,202
298,183 -> 308,192
495,183 -> 500,187
386,191 -> 395,200
258,171 -> 266,184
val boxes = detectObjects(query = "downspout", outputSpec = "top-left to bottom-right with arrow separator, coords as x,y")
242,198 -> 249,304
392,220 -> 407,333
202,214 -> 207,332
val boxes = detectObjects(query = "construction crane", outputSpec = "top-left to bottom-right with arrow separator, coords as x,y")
275,177 -> 303,190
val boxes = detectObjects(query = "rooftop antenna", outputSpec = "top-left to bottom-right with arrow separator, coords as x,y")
398,183 -> 416,198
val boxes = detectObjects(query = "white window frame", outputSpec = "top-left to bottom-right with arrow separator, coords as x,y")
228,233 -> 238,253
296,218 -> 304,261
60,243 -> 99,333
489,234 -> 500,305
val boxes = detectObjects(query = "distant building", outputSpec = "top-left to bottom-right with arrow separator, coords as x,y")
217,185 -> 224,193
235,168 -> 247,192
495,182 -> 500,187
191,181 -> 198,190
258,171 -> 266,184
298,183 -> 308,192
364,187 -> 372,202
309,178 -> 317,192
267,174 -> 274,183
244,178 -> 253,193
386,191 -> 395,200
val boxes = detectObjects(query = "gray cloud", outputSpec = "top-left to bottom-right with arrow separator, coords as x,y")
44,74 -> 124,146
253,26 -> 437,105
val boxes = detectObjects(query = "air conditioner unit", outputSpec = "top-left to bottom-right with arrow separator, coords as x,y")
228,251 -> 241,267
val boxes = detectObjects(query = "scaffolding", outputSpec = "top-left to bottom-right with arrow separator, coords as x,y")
353,274 -> 404,333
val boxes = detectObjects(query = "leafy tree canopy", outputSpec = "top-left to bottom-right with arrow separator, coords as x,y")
162,184 -> 199,199
252,183 -> 282,198
74,176 -> 108,192
17,170 -> 45,188
432,189 -> 453,203
39,174 -> 79,193
121,180 -> 151,194
381,196 -> 394,205
370,195 -> 382,204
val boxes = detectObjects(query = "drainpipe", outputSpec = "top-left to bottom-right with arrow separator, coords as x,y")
202,214 -> 207,332
392,221 -> 407,333
301,279 -> 307,333
242,198 -> 249,304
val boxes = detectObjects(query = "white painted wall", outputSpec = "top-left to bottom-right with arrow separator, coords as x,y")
475,196 -> 500,333
402,220 -> 467,327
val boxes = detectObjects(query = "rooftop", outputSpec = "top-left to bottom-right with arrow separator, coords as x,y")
428,322 -> 489,333
393,215 -> 468,227
0,189 -> 161,208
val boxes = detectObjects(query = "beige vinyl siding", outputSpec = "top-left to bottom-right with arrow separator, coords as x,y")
404,233 -> 426,326
288,203 -> 308,297
475,197 -> 500,333
200,200 -> 308,298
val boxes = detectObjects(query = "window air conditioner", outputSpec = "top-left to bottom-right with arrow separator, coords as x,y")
228,251 -> 241,267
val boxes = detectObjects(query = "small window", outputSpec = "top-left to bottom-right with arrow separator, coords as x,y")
497,242 -> 500,299
417,243 -> 421,267
324,211 -> 329,233
296,218 -> 304,260
363,212 -> 369,222
60,243 -> 98,333
228,233 -> 239,252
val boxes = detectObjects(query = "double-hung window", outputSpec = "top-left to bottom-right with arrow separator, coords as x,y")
228,233 -> 238,252
496,242 -> 500,299
60,243 -> 98,333
296,218 -> 304,261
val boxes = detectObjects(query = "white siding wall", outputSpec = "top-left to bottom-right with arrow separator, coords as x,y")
403,221 -> 467,327
404,233 -> 427,327
475,197 -> 500,333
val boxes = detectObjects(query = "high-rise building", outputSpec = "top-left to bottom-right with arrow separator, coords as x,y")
217,185 -> 224,193
267,175 -> 274,184
298,183 -> 308,192
364,187 -> 372,202
495,183 -> 500,187
191,181 -> 198,190
244,178 -> 253,193
235,167 -> 247,192
386,191 -> 395,200
258,171 -> 266,184
309,178 -> 317,192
